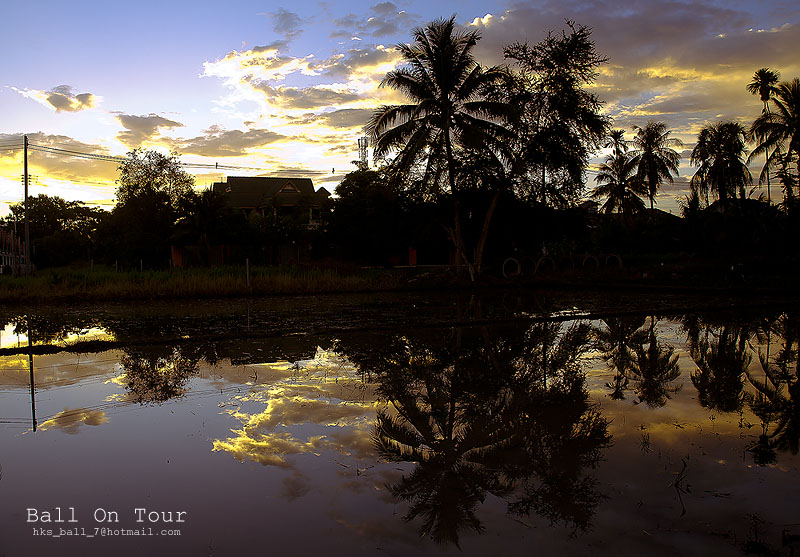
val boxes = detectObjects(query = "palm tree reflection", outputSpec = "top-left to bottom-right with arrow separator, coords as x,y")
366,321 -> 610,545
690,325 -> 750,413
594,316 -> 646,400
630,317 -> 681,408
745,313 -> 800,460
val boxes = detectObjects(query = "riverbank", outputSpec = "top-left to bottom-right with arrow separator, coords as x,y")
0,258 -> 797,305
0,265 -> 406,304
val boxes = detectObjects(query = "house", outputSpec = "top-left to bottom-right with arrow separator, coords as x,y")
211,176 -> 330,228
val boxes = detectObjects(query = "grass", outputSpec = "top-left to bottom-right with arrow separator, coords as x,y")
0,264 -> 409,304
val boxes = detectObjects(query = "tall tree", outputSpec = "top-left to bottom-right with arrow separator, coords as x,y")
631,121 -> 682,210
746,68 -> 780,204
367,16 -> 512,278
591,151 -> 647,217
749,78 -> 800,204
503,21 -> 609,207
604,129 -> 628,158
690,121 -> 752,203
115,149 -> 194,209
105,149 -> 195,266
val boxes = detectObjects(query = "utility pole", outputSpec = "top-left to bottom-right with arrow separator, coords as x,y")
23,134 -> 31,273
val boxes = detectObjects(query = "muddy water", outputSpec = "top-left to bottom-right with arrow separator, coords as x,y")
0,292 -> 798,556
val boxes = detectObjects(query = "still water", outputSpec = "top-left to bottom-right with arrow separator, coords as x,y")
0,292 -> 798,556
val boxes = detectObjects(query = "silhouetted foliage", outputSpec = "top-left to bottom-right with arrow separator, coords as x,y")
592,151 -> 647,217
631,121 -> 682,210
691,121 -> 752,203
368,16 -> 513,277
4,194 -> 106,267
503,21 -> 609,207
328,169 -> 409,264
348,318 -> 609,546
691,325 -> 750,413
749,77 -> 800,204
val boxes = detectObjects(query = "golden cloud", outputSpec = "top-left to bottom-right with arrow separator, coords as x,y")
39,408 -> 109,434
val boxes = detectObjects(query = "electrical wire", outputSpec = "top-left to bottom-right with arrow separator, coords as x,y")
25,142 -> 342,175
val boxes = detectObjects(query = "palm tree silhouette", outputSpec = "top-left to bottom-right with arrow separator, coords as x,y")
594,316 -> 647,400
604,129 -> 628,158
369,320 -> 609,544
745,311 -> 800,457
631,121 -> 683,210
746,68 -> 780,204
368,16 -> 511,277
690,325 -> 750,413
591,151 -> 647,217
629,317 -> 681,408
690,121 -> 752,203
749,78 -> 800,204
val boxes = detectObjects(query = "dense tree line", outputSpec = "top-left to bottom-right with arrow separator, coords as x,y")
2,18 -> 798,273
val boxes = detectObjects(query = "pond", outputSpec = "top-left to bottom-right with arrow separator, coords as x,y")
0,291 -> 798,556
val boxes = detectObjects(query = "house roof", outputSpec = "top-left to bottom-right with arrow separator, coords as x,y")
211,176 -> 326,209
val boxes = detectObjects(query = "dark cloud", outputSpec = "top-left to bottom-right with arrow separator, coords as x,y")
252,40 -> 289,53
313,108 -> 374,129
252,82 -> 363,109
321,46 -> 395,78
169,126 -> 286,157
332,2 -> 419,39
468,1 -> 799,138
115,113 -> 183,148
267,8 -> 303,40
43,85 -> 96,112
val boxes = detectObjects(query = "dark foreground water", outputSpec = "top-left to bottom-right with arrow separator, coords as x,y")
1,291 -> 799,556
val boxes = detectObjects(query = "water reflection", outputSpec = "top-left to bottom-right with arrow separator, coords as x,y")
690,324 -> 750,412
594,315 -> 682,407
1,295 -> 800,555
118,348 -> 199,404
339,321 -> 610,545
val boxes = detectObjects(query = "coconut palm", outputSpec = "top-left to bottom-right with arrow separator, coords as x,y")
604,129 -> 628,158
367,16 -> 512,277
749,78 -> 800,203
594,316 -> 647,400
629,317 -> 681,408
690,121 -> 752,203
591,151 -> 647,217
690,325 -> 750,413
631,121 -> 683,210
746,68 -> 780,203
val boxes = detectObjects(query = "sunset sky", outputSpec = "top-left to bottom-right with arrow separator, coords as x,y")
0,0 -> 797,215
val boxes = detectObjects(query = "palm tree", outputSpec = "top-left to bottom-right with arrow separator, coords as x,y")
594,316 -> 647,400
629,317 -> 681,408
690,121 -> 752,203
631,121 -> 683,210
367,17 -> 512,277
604,129 -> 628,158
690,325 -> 750,413
750,78 -> 800,203
746,68 -> 780,204
591,151 -> 647,217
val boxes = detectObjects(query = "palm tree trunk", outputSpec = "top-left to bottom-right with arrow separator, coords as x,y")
765,101 -> 772,205
445,129 -> 474,281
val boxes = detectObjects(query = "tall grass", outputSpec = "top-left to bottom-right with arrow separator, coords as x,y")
0,264 -> 406,304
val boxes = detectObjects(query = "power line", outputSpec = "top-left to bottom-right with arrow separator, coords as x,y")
25,143 -> 343,176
